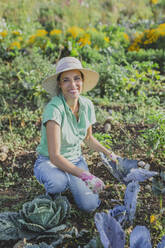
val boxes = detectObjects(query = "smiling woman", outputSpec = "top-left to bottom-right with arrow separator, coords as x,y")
59,70 -> 83,112
34,56 -> 119,212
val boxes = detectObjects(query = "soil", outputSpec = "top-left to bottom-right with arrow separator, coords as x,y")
0,122 -> 164,248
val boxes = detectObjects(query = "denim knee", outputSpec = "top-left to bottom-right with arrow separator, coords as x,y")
34,155 -> 68,194
34,155 -> 101,211
68,174 -> 100,212
44,174 -> 68,194
77,195 -> 100,212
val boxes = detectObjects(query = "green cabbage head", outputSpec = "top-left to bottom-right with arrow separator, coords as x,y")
0,195 -> 70,240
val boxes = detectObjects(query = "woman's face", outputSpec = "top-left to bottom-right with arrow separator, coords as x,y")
59,69 -> 83,101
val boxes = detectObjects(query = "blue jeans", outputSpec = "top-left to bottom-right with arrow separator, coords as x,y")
34,155 -> 100,212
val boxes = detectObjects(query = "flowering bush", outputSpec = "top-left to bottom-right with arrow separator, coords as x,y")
0,23 -> 131,58
128,23 -> 165,51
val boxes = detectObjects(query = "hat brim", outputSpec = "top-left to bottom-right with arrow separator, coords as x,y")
42,68 -> 99,97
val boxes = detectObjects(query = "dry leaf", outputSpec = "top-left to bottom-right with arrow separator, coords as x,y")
104,123 -> 111,132
13,238 -> 27,248
0,152 -> 7,161
0,145 -> 9,153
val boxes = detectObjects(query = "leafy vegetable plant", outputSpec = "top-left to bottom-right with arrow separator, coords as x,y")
100,153 -> 158,227
93,213 -> 165,248
109,181 -> 140,227
0,195 -> 70,241
100,153 -> 158,185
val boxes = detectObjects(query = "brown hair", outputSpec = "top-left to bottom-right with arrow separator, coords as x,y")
57,71 -> 84,82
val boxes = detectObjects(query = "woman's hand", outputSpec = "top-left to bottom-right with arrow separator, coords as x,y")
107,151 -> 119,164
79,171 -> 105,194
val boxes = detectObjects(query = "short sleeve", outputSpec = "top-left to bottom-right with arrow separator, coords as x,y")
88,100 -> 96,125
42,104 -> 62,126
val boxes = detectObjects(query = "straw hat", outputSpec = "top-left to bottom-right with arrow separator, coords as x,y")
42,57 -> 99,97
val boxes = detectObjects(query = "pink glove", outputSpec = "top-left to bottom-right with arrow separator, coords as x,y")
80,171 -> 105,194
109,152 -> 119,164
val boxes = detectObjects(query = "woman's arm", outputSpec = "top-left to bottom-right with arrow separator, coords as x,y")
46,121 -> 105,193
46,120 -> 84,177
84,125 -> 118,160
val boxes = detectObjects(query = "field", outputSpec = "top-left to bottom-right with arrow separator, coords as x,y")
0,0 -> 165,247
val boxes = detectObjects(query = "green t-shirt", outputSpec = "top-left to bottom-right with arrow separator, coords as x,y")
37,93 -> 96,161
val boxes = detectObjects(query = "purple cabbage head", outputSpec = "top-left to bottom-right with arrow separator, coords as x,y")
109,181 -> 140,227
157,235 -> 165,248
109,205 -> 127,226
130,225 -> 152,248
100,153 -> 138,184
94,212 -> 125,248
100,153 -> 157,185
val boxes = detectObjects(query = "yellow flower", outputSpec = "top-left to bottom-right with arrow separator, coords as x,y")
67,26 -> 84,39
104,36 -> 110,43
27,35 -> 36,44
156,23 -> 165,36
143,29 -> 159,44
50,29 -> 62,36
36,29 -> 48,37
130,32 -> 143,48
128,42 -> 140,51
12,30 -> 21,36
151,0 -> 158,4
158,23 -> 165,29
0,30 -> 8,38
123,33 -> 130,42
9,41 -> 21,50
18,36 -> 23,41
78,33 -> 91,47
150,215 -> 156,224
144,39 -> 152,45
